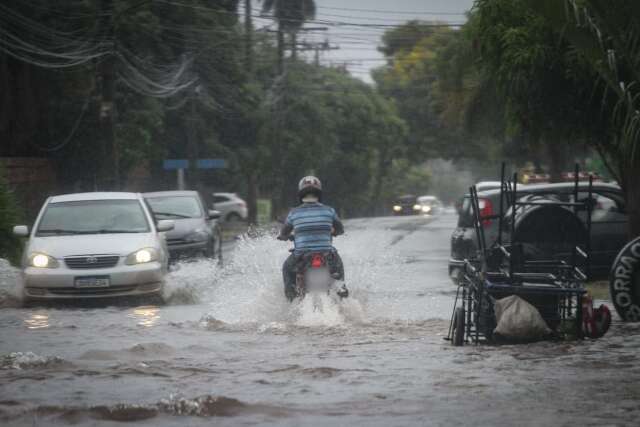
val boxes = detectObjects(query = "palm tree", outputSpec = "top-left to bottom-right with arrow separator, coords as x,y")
261,0 -> 317,63
527,0 -> 640,238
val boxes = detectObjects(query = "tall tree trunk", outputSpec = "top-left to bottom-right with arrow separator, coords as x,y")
246,171 -> 258,224
371,147 -> 391,215
277,22 -> 284,75
291,31 -> 297,60
546,140 -> 565,182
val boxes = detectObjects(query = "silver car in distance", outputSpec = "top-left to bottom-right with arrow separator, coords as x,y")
13,192 -> 173,302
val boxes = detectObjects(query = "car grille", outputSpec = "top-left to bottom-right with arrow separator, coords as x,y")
167,238 -> 187,246
64,255 -> 120,269
48,285 -> 137,295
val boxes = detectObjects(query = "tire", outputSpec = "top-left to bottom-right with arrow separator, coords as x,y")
226,212 -> 242,222
205,233 -> 223,265
609,236 -> 640,321
453,307 -> 465,346
215,231 -> 223,265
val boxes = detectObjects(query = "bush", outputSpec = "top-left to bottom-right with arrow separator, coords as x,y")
0,166 -> 22,265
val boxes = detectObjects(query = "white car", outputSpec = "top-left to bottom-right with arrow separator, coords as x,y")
212,192 -> 248,221
417,195 -> 443,215
13,192 -> 173,302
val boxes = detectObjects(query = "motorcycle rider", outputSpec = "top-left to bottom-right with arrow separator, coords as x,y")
277,176 -> 348,301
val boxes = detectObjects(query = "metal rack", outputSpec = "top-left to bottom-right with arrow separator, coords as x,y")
446,164 -> 593,345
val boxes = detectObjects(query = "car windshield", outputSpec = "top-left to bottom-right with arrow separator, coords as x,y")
146,196 -> 203,219
36,199 -> 150,236
396,196 -> 416,204
418,197 -> 437,205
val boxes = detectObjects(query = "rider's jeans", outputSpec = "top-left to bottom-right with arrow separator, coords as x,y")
282,250 -> 344,299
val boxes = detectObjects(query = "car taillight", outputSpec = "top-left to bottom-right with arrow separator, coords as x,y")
311,255 -> 324,268
478,198 -> 493,227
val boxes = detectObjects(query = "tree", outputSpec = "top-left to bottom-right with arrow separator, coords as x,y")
472,0 -> 604,181
0,166 -> 21,264
524,0 -> 640,237
261,0 -> 316,63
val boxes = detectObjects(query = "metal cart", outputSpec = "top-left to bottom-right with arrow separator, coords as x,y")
447,165 -> 593,345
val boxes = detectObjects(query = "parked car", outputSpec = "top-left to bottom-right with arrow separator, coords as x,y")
144,191 -> 222,262
392,195 -> 420,216
13,192 -> 173,302
212,192 -> 248,222
455,181 -> 503,214
449,181 -> 627,282
417,195 -> 443,215
475,181 -> 503,192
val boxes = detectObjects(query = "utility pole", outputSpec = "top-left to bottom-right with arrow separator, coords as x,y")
244,0 -> 253,74
245,0 -> 258,224
294,40 -> 339,66
99,0 -> 119,190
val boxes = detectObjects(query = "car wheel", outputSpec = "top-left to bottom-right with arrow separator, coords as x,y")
226,212 -> 242,222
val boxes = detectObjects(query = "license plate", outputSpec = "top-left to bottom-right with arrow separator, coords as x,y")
74,276 -> 110,288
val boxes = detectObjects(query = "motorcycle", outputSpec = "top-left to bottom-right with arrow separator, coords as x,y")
285,235 -> 348,302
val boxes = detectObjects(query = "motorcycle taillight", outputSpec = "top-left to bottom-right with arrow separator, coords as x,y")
311,255 -> 324,268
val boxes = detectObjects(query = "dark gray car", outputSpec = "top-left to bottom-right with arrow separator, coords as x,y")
449,181 -> 627,281
144,191 -> 222,262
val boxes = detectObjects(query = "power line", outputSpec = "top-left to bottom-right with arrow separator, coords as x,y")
317,5 -> 466,16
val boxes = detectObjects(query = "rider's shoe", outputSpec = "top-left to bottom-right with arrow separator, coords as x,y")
337,284 -> 349,299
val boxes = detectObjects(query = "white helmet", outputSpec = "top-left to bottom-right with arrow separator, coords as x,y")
298,175 -> 322,201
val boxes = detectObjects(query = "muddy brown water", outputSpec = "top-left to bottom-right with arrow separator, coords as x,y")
1,214 -> 639,426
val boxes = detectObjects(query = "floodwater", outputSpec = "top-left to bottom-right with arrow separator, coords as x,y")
1,214 -> 639,426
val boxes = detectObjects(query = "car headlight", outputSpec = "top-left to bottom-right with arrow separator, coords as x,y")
393,205 -> 402,212
185,229 -> 209,243
29,253 -> 59,269
125,248 -> 159,265
413,204 -> 422,211
422,205 -> 432,213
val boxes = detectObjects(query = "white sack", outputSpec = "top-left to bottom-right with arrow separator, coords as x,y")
494,295 -> 551,340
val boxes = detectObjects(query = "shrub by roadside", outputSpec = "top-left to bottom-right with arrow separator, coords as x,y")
0,166 -> 22,265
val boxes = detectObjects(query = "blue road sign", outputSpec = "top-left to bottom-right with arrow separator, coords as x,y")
163,159 -> 189,170
196,158 -> 226,169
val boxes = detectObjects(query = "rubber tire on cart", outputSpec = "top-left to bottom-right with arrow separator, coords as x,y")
453,307 -> 465,346
609,236 -> 640,321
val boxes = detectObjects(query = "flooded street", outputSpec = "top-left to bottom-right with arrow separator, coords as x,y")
1,213 -> 640,426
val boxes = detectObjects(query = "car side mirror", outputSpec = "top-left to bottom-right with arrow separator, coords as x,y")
13,225 -> 29,237
208,210 -> 221,220
156,220 -> 174,232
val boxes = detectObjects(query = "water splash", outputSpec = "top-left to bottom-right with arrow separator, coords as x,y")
190,225 -> 407,329
0,352 -> 67,370
0,258 -> 23,308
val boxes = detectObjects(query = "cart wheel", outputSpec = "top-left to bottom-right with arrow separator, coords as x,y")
453,307 -> 465,346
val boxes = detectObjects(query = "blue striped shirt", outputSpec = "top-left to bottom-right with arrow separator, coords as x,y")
285,202 -> 339,254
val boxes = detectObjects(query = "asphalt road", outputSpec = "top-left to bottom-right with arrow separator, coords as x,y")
1,213 -> 639,426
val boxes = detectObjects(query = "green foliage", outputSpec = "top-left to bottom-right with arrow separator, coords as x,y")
0,167 -> 22,264
261,0 -> 316,32
523,0 -> 640,235
374,21 -> 503,162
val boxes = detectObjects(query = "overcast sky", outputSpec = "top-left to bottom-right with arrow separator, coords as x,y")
250,0 -> 476,83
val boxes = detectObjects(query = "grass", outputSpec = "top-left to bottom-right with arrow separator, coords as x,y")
585,280 -> 610,301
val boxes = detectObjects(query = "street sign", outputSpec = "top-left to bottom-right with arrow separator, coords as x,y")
163,159 -> 189,170
196,158 -> 226,169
